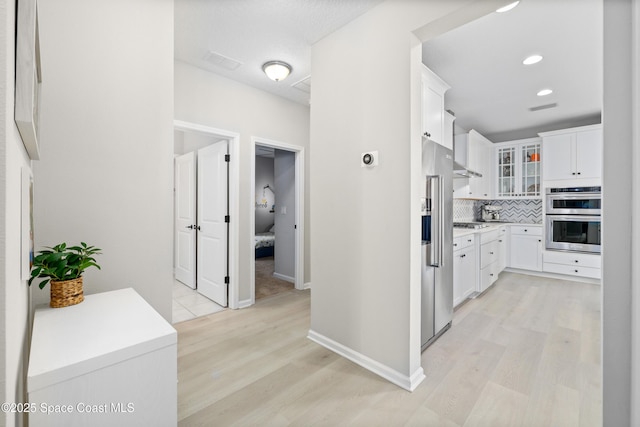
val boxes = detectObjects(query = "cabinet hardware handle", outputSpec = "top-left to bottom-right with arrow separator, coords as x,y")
498,240 -> 502,242
461,254 -> 466,258
467,239 -> 472,242
572,172 -> 576,175
490,273 -> 494,277
424,132 -> 431,138
490,252 -> 494,255
524,229 -> 528,232
454,243 -> 458,247
575,260 -> 579,263
577,172 -> 581,175
575,269 -> 579,273
538,239 -> 541,242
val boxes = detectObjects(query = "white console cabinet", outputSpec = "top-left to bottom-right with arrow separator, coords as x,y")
27,288 -> 177,427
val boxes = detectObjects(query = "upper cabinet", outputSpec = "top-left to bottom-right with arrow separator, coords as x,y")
421,65 -> 451,149
495,139 -> 541,199
540,124 -> 602,185
454,130 -> 494,199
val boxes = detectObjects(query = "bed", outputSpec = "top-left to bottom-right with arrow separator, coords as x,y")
255,228 -> 275,258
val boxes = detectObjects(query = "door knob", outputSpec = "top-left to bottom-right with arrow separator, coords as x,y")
185,225 -> 194,229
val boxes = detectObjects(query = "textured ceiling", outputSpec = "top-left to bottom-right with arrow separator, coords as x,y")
176,0 -> 603,141
423,0 -> 603,142
175,0 -> 385,105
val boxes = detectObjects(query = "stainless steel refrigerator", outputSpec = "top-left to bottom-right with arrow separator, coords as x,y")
421,137 -> 453,351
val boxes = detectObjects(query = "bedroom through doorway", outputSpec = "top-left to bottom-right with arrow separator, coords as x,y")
254,145 -> 295,300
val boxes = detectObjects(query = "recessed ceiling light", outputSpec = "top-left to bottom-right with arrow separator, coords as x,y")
523,55 -> 543,65
496,1 -> 520,13
537,89 -> 553,97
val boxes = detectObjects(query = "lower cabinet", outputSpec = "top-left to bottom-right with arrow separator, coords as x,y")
479,229 -> 500,293
509,225 -> 542,271
453,234 -> 476,307
543,250 -> 601,279
497,226 -> 508,273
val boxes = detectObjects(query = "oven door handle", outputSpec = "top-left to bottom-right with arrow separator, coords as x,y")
546,214 -> 601,222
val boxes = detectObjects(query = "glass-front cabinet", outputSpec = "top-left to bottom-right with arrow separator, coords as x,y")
496,141 -> 541,198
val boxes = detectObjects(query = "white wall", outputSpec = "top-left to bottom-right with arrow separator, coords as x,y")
174,61 -> 310,301
632,1 -> 640,423
32,0 -> 175,320
175,131 -> 222,156
1,1 -> 33,423
2,1 -> 33,425
255,156 -> 275,233
309,0 -> 505,389
274,150 -> 295,280
602,0 -> 637,425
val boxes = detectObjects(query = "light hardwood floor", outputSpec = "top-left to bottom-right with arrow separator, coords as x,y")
176,272 -> 601,426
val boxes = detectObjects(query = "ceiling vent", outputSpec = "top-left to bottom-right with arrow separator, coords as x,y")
529,103 -> 558,112
291,75 -> 311,93
202,50 -> 243,71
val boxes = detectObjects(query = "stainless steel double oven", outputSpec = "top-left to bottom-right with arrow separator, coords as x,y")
545,186 -> 601,254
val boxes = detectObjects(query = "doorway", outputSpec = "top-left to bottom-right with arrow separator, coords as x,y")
173,121 -> 240,323
250,137 -> 305,304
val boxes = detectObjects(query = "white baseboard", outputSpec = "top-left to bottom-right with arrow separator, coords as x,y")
237,298 -> 253,309
307,330 -> 425,392
273,272 -> 295,283
303,282 -> 311,290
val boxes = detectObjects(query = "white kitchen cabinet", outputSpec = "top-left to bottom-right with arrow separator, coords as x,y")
443,111 -> 455,151
543,250 -> 601,279
453,234 -> 476,307
27,289 -> 177,427
495,139 -> 541,198
541,125 -> 602,183
509,225 -> 542,271
497,225 -> 508,273
421,65 -> 450,148
454,130 -> 494,199
478,228 -> 500,293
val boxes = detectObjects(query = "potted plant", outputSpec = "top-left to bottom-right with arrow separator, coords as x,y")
28,242 -> 101,308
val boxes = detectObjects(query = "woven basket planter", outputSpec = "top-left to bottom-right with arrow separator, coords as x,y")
50,277 -> 84,308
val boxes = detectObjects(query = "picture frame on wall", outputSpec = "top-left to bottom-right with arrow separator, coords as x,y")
15,0 -> 42,160
21,168 -> 35,281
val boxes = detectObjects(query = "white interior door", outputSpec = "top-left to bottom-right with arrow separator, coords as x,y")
197,141 -> 229,306
174,152 -> 196,288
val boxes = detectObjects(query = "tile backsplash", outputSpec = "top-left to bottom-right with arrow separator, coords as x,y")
453,199 -> 542,224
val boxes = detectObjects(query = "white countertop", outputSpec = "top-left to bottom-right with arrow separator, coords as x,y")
28,288 -> 177,393
453,222 -> 541,238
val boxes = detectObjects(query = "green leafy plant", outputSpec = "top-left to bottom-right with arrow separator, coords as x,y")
28,242 -> 102,289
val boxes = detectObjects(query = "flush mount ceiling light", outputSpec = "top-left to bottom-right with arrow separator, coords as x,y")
537,88 -> 553,96
523,54 -> 543,65
262,61 -> 292,82
496,1 -> 520,13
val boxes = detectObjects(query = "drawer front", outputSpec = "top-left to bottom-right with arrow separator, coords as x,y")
480,229 -> 499,244
453,234 -> 475,251
480,264 -> 499,292
480,240 -> 499,269
510,225 -> 542,236
543,262 -> 601,279
543,251 -> 601,268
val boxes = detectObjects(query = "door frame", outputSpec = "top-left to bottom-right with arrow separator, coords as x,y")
174,120 -> 240,309
250,137 -> 305,303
